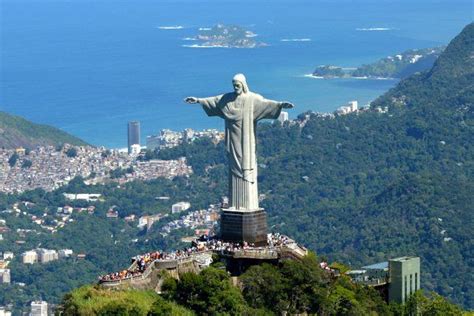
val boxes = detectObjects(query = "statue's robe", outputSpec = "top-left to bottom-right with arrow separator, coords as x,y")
199,92 -> 283,210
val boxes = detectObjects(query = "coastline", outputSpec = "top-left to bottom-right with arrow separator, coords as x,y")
303,74 -> 399,81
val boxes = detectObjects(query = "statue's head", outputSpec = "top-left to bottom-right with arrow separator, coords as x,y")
232,73 -> 249,95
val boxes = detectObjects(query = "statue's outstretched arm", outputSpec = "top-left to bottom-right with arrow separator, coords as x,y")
254,96 -> 295,121
260,98 -> 294,109
184,97 -> 200,104
184,95 -> 225,118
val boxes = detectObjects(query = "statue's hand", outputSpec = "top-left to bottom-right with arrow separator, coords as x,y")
281,102 -> 294,109
184,97 -> 199,104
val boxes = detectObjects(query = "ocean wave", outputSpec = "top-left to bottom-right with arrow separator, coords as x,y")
356,27 -> 393,31
182,44 -> 229,48
303,74 -> 324,79
198,27 -> 212,31
182,37 -> 197,41
281,38 -> 312,42
303,74 -> 397,80
353,76 -> 397,80
157,25 -> 184,30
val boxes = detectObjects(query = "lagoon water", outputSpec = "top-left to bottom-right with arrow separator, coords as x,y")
1,0 -> 472,148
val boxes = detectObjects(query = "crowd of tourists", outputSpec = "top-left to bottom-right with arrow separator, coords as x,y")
99,233 -> 295,283
268,232 -> 293,247
99,248 -> 205,282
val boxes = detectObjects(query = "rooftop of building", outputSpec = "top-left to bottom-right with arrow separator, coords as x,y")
362,261 -> 388,270
389,256 -> 419,262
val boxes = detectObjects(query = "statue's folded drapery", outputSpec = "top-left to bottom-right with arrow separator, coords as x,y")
199,92 -> 283,210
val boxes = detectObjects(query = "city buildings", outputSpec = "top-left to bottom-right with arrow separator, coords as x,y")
58,249 -> 73,258
0,146 -> 192,193
277,111 -> 289,124
0,269 -> 10,284
21,249 -> 71,264
129,144 -> 141,156
22,250 -> 38,264
63,193 -> 101,202
2,252 -> 13,260
172,201 -> 191,214
335,100 -> 358,115
127,121 -> 140,154
37,249 -> 59,263
146,128 -> 224,151
137,214 -> 164,230
161,207 -> 219,237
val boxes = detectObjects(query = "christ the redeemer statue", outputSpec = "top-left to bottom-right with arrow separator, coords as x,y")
185,74 -> 294,211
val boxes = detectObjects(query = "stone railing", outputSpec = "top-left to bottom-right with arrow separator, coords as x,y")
99,250 -> 213,286
229,248 -> 279,259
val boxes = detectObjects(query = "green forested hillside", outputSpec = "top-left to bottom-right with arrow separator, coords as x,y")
63,256 -> 465,315
313,46 -> 444,79
0,111 -> 88,148
153,23 -> 474,308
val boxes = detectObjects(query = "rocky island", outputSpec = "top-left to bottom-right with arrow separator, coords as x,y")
186,24 -> 266,48
312,46 -> 445,79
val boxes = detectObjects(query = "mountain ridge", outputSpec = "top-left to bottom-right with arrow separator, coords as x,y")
152,23 -> 474,308
0,111 -> 89,149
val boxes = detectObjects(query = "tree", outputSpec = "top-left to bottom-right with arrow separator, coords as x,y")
21,159 -> 32,169
167,267 -> 247,315
240,263 -> 287,313
66,148 -> 77,158
405,291 -> 463,316
8,153 -> 19,167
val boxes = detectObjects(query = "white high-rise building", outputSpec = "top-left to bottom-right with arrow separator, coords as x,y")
127,121 -> 140,154
336,100 -> 358,115
30,301 -> 48,316
277,111 -> 289,124
0,307 -> 12,316
137,214 -> 162,230
0,269 -> 10,284
22,250 -> 38,264
2,252 -> 13,260
58,249 -> 73,258
183,128 -> 195,142
129,144 -> 141,156
348,100 -> 358,112
172,202 -> 191,214
37,249 -> 58,263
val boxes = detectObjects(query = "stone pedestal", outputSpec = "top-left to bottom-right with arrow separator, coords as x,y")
220,209 -> 268,246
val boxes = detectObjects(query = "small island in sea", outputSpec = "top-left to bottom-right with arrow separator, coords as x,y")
312,46 -> 445,79
184,24 -> 266,48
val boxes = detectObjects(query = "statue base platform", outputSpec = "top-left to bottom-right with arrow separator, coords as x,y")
220,208 -> 268,246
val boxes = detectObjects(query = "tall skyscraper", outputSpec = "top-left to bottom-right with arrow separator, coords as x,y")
127,121 -> 140,154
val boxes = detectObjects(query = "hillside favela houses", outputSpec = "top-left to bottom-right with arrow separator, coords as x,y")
0,144 -> 192,194
146,128 -> 224,151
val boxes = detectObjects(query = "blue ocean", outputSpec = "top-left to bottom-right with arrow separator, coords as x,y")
1,0 -> 472,148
